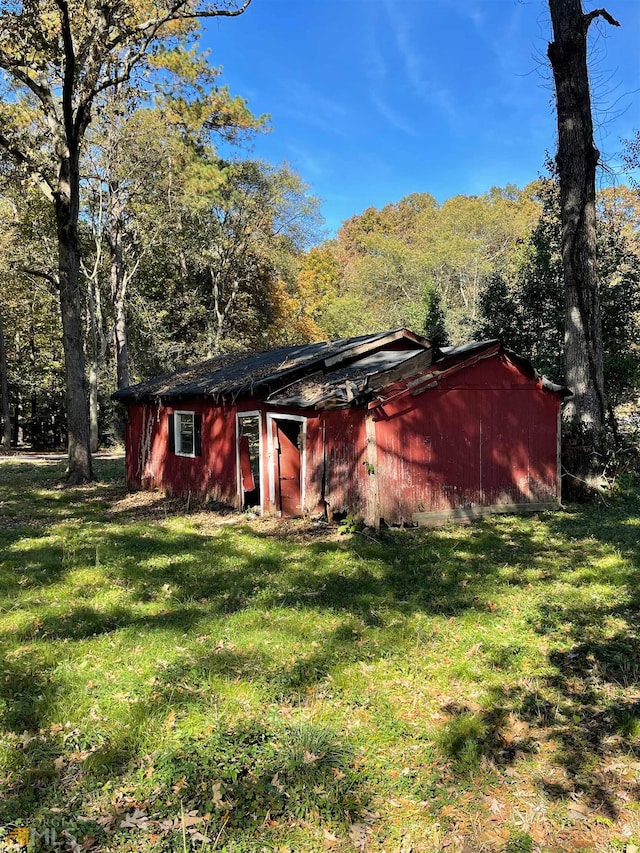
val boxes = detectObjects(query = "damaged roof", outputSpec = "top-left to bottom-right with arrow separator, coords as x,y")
113,329 -> 570,409
112,328 -> 430,406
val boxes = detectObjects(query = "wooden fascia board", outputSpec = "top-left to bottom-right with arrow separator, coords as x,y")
366,348 -> 434,391
322,329 -> 426,369
367,343 -> 501,411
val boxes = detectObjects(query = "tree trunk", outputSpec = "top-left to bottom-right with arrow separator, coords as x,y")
13,331 -> 20,446
86,275 -> 109,453
88,360 -> 99,453
547,0 -> 618,458
29,300 -> 37,446
55,152 -> 93,483
108,179 -> 131,389
0,305 -> 11,451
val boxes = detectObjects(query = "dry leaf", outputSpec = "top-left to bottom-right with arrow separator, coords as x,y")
172,776 -> 187,794
567,801 -> 590,820
212,780 -> 235,809
188,830 -> 211,843
360,810 -> 380,823
348,822 -> 369,851
322,828 -> 340,848
119,809 -> 150,830
487,797 -> 502,815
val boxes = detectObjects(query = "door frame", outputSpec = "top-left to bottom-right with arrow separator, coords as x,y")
236,410 -> 263,512
266,412 -> 307,514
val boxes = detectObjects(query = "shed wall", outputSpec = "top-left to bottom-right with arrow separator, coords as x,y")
125,399 -> 238,504
123,353 -> 561,523
374,354 -> 560,523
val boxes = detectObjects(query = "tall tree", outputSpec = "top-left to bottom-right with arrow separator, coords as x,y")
0,193 -> 13,450
0,298 -> 9,451
0,0 -> 251,483
547,0 -> 620,463
478,178 -> 640,411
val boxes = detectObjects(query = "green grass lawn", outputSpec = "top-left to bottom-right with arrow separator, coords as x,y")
1,457 -> 639,852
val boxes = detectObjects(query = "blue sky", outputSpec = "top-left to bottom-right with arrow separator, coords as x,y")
202,0 -> 640,234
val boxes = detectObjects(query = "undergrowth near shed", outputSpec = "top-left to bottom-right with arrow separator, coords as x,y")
1,458 -> 639,851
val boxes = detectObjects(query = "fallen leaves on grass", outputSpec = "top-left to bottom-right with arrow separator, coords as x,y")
119,809 -> 150,830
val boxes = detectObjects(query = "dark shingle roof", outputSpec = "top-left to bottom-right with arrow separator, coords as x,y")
112,329 -> 428,404
113,330 -> 570,408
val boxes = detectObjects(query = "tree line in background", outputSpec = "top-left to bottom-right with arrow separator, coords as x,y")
3,152 -> 639,453
0,0 -> 320,459
300,172 -> 640,411
0,0 -> 638,487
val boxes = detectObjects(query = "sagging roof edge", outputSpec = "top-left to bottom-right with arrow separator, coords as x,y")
111,328 -> 431,404
112,332 -> 571,408
503,349 -> 572,400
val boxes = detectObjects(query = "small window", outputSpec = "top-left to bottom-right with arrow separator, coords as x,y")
169,411 -> 202,457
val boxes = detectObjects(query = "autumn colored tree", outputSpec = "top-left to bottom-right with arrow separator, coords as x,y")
318,187 -> 537,344
478,178 -> 640,411
0,0 -> 252,482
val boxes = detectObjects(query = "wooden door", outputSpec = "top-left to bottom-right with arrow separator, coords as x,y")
274,418 -> 302,516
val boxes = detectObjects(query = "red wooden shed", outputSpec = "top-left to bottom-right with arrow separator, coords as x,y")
113,329 -> 569,526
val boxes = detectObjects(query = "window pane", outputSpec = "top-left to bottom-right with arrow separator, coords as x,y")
178,414 -> 194,454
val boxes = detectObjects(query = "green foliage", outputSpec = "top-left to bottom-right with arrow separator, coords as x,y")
337,513 -> 365,534
478,176 -> 640,408
0,184 -> 66,448
128,156 -> 321,375
310,185 -> 539,345
423,281 -> 448,345
504,831 -> 534,853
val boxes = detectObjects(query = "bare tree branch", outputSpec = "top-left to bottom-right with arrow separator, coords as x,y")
583,8 -> 621,31
136,0 -> 252,30
19,267 -> 60,288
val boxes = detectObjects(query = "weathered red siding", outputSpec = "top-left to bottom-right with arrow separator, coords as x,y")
125,399 -> 238,504
320,409 -> 369,517
373,353 -> 560,523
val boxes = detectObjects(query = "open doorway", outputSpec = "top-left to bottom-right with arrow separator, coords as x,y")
269,415 -> 305,517
237,413 -> 261,510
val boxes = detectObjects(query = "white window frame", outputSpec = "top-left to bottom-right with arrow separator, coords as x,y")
236,410 -> 263,512
266,412 -> 307,512
174,410 -> 196,458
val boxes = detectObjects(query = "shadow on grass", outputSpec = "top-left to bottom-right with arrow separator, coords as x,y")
2,461 -> 640,832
